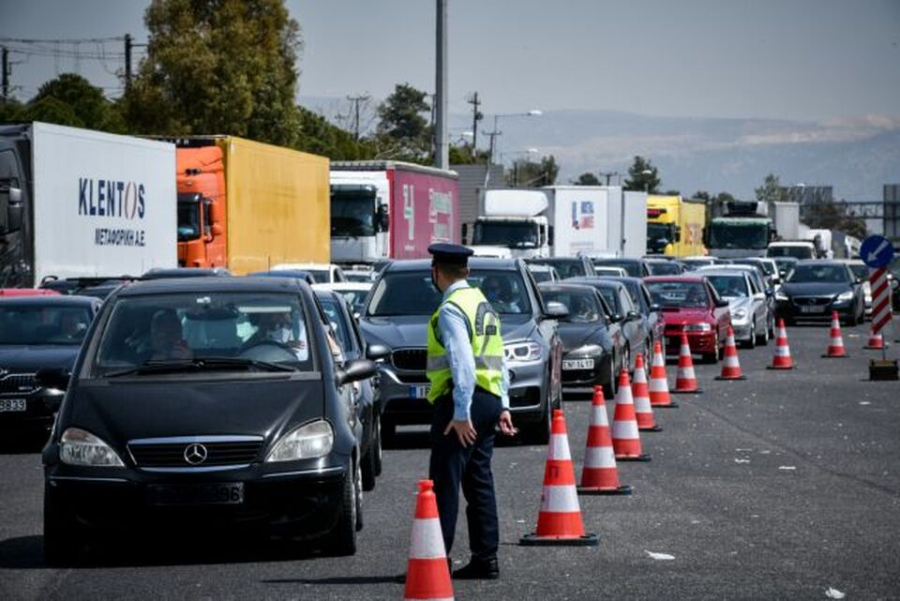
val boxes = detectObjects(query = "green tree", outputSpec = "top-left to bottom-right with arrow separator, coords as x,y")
449,144 -> 489,165
26,73 -> 126,132
0,99 -> 26,123
624,156 -> 661,193
510,155 -> 559,187
375,83 -> 431,159
126,0 -> 303,145
803,200 -> 867,240
295,106 -> 376,160
755,173 -> 787,204
574,172 -> 600,185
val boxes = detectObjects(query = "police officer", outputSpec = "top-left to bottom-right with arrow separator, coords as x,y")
425,243 -> 516,580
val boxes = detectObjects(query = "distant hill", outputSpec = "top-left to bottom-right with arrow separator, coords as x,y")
299,97 -> 899,200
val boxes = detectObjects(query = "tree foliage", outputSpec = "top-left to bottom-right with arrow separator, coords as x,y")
125,0 -> 303,146
624,156 -> 661,193
0,74 -> 125,132
510,155 -> 559,187
803,200 -> 867,239
755,173 -> 788,204
375,83 -> 431,159
574,172 -> 600,185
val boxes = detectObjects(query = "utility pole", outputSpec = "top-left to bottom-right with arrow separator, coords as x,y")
124,34 -> 133,92
434,0 -> 449,170
482,129 -> 500,188
346,94 -> 370,141
599,171 -> 620,186
467,92 -> 482,151
1,46 -> 9,102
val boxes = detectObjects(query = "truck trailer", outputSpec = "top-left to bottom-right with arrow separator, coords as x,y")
466,186 -> 647,259
329,161 -> 459,265
0,122 -> 176,288
646,195 -> 706,256
175,136 -> 330,274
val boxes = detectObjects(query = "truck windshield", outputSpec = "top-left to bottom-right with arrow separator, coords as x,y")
368,270 -> 532,316
331,196 -> 375,237
647,223 -> 675,254
766,245 -> 813,260
177,194 -> 201,241
94,292 -> 313,376
707,223 -> 768,250
0,304 -> 93,345
473,222 -> 539,249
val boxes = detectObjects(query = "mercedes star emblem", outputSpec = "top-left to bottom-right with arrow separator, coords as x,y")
183,443 -> 208,465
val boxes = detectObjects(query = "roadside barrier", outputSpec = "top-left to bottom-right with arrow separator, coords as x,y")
611,369 -> 651,462
822,311 -> 848,358
405,480 -> 454,601
767,319 -> 795,370
715,326 -> 746,380
632,354 -> 662,431
578,386 -> 632,495
649,340 -> 678,407
673,333 -> 702,393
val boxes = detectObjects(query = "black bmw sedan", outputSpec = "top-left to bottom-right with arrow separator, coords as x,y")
40,277 -> 376,564
775,260 -> 865,325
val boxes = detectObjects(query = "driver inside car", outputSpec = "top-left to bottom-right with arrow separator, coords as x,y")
149,309 -> 193,361
247,309 -> 309,361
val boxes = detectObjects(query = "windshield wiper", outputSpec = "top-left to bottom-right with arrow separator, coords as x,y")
104,357 -> 297,377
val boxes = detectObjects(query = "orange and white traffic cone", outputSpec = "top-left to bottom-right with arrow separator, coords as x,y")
649,340 -> 678,408
632,354 -> 663,431
405,480 -> 454,601
521,410 -> 600,546
611,369 -> 651,462
673,333 -> 702,394
767,319 -> 795,370
715,326 -> 746,381
578,386 -> 632,496
864,325 -> 885,350
822,311 -> 848,358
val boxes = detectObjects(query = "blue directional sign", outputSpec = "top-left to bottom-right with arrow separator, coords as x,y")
860,235 -> 895,269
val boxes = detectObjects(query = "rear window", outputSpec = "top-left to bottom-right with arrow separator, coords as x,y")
593,260 -> 639,278
0,304 -> 93,345
646,281 -> 710,309
529,260 -> 585,280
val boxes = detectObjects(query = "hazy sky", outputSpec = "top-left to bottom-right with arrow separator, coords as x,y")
2,0 -> 899,122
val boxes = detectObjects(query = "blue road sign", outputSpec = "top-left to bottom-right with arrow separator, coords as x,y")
860,235 -> 895,269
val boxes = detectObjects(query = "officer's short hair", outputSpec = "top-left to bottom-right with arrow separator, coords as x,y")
435,263 -> 469,280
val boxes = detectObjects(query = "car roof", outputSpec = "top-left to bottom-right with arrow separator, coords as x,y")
697,264 -> 756,272
592,257 -> 640,263
567,277 -> 626,290
644,275 -> 706,283
694,270 -> 747,278
0,295 -> 99,306
597,275 -> 645,286
527,257 -> 581,263
141,268 -> 231,279
794,260 -> 845,267
114,276 -> 306,297
385,258 -> 520,272
313,283 -> 372,291
538,282 -> 600,294
526,263 -> 554,271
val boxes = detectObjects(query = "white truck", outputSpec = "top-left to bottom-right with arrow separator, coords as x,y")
706,200 -> 801,258
464,186 -> 647,259
0,122 -> 176,288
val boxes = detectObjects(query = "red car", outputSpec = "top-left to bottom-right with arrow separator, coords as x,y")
0,288 -> 60,297
644,275 -> 732,363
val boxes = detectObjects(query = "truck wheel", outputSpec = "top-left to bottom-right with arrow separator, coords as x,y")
325,461 -> 359,556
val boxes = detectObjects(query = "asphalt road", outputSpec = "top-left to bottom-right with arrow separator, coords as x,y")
1,322 -> 899,600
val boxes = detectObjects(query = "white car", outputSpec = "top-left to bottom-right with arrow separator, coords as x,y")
313,282 -> 373,316
272,263 -> 346,284
838,259 -> 872,317
343,269 -> 378,283
592,266 -> 629,277
700,269 -> 770,347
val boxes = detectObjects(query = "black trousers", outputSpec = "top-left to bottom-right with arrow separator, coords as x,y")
429,388 -> 503,563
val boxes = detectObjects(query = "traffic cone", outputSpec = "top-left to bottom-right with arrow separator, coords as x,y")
521,410 -> 600,546
611,369 -> 651,462
864,325 -> 885,350
649,340 -> 678,408
822,311 -> 848,358
404,480 -> 454,601
578,386 -> 632,496
767,319 -> 795,370
715,326 -> 746,381
632,354 -> 663,431
673,333 -> 702,394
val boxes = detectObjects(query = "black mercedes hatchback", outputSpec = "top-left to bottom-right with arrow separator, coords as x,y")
40,277 -> 376,564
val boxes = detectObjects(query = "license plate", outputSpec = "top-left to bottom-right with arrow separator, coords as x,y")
800,305 -> 826,314
410,385 -> 430,399
562,359 -> 595,370
149,482 -> 244,506
0,399 -> 26,412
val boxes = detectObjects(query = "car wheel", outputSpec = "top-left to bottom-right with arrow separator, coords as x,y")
44,486 -> 81,567
361,415 -> 379,492
758,320 -> 769,346
525,371 -> 552,445
602,353 -> 618,399
372,412 -> 383,477
326,460 -> 359,556
847,310 -> 859,327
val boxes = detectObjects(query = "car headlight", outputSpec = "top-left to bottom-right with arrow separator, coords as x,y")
504,341 -> 542,362
684,323 -> 712,332
59,428 -> 124,467
266,420 -> 334,462
568,344 -> 604,357
836,291 -> 854,302
776,292 -> 789,301
733,308 -> 748,320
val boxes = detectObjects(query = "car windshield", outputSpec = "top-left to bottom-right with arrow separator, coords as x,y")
646,281 -> 710,308
786,265 -> 850,284
318,296 -> 351,351
335,289 -> 370,315
541,289 -> 604,324
331,195 -> 375,237
94,292 -> 313,376
846,263 -> 868,281
368,270 -> 532,316
707,275 -> 749,299
529,260 -> 585,279
593,260 -> 639,277
647,262 -> 681,276
344,272 -> 374,283
647,223 -> 676,254
473,222 -> 540,249
307,270 -> 329,283
707,223 -> 769,250
0,304 -> 93,345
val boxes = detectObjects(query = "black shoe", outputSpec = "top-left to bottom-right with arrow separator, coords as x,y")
453,558 -> 499,580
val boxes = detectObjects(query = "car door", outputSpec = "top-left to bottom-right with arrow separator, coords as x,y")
595,291 -> 624,373
618,286 -> 647,366
640,282 -> 664,353
707,281 -> 731,341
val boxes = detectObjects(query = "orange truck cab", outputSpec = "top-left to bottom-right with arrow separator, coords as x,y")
177,145 -> 227,268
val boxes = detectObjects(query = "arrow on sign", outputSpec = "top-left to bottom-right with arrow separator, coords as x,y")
867,238 -> 891,264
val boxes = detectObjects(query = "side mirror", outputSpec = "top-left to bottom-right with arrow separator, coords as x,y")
210,223 -> 224,237
0,185 -> 23,234
544,301 -> 569,319
627,310 -> 641,321
716,298 -> 730,308
611,313 -> 624,323
36,367 -> 70,398
376,205 -> 390,232
650,303 -> 661,313
336,359 -> 377,387
547,225 -> 554,248
674,225 -> 682,243
366,344 -> 391,361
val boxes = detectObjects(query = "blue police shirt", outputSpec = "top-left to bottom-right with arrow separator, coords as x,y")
437,280 -> 510,421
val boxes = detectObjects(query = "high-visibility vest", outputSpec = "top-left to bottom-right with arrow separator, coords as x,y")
426,286 -> 504,403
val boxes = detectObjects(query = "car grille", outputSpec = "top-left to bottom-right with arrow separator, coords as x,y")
792,296 -> 832,306
128,437 -> 264,468
0,373 -> 38,395
392,348 -> 427,372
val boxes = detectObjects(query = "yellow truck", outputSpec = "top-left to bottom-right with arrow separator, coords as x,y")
175,136 -> 330,273
646,195 -> 706,256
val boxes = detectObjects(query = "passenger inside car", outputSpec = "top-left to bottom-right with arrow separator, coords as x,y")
149,309 -> 193,360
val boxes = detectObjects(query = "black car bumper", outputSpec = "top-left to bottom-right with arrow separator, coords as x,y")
45,463 -> 347,538
561,353 -> 613,397
0,392 -> 55,432
776,297 -> 856,321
